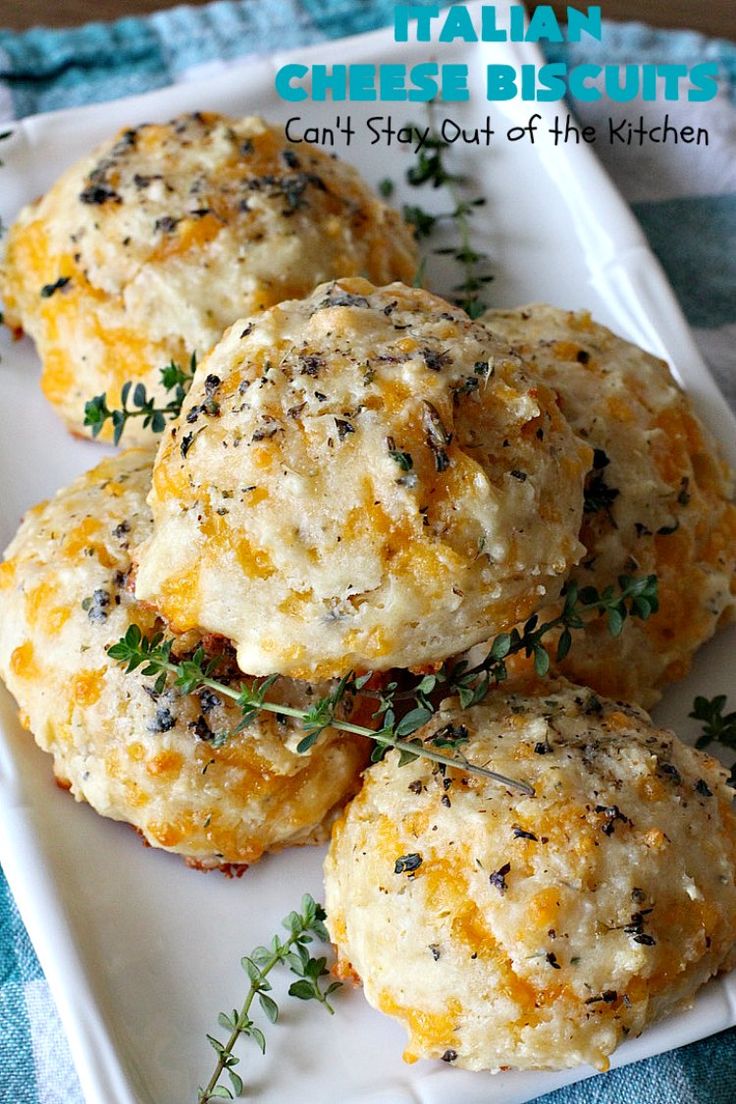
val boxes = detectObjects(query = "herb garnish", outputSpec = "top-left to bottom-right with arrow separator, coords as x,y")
107,626 -> 533,794
690,694 -> 736,786
446,574 -> 659,694
398,107 -> 493,319
108,575 -> 658,797
198,894 -> 339,1102
83,353 -> 197,444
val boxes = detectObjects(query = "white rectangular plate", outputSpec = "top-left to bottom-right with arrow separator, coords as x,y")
1,5 -> 735,1103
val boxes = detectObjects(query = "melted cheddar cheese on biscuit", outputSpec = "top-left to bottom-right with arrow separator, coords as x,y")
481,305 -> 736,707
134,279 -> 591,679
0,450 -> 369,868
0,113 -> 418,442
324,683 -> 736,1073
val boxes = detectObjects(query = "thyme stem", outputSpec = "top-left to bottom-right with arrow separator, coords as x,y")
200,948 -> 278,1103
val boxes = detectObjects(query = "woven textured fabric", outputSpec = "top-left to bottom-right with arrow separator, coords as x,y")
0,3 -> 734,1102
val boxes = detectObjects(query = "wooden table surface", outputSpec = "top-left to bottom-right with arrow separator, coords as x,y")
0,1 -> 733,39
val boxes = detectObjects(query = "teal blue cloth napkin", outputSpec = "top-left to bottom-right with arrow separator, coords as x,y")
0,3 -> 735,1102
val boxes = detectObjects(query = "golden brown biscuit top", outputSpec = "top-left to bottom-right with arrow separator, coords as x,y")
135,280 -> 590,678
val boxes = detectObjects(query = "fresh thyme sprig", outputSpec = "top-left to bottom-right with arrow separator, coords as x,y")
107,626 -> 532,793
363,574 -> 659,723
83,353 -> 197,444
108,575 -> 658,797
446,573 -> 659,704
198,894 -> 339,1102
383,107 -> 493,319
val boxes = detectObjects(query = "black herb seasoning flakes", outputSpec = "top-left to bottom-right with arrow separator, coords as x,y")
335,418 -> 355,440
451,375 -> 480,400
423,348 -> 452,372
594,804 -> 631,836
79,183 -> 122,205
394,853 -> 423,875
199,688 -> 223,714
585,990 -> 618,1004
489,862 -> 511,894
82,588 -> 111,623
390,449 -> 413,471
624,908 -> 656,945
40,276 -> 71,298
149,706 -> 175,734
190,714 -> 215,741
300,354 -> 324,377
658,762 -> 682,785
584,470 -> 620,516
318,288 -> 370,311
422,400 -> 452,472
154,215 -> 180,233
